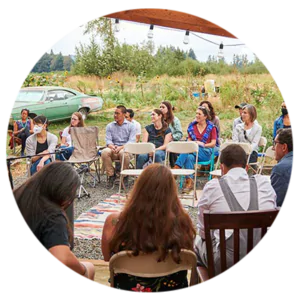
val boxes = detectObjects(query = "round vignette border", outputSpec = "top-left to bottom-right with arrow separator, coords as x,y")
5,8 -> 296,295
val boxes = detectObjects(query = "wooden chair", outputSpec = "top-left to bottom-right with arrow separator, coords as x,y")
109,249 -> 198,288
197,209 -> 279,281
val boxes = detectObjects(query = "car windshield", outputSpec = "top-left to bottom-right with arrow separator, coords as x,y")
16,90 -> 45,102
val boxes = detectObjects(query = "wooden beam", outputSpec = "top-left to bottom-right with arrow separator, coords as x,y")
105,9 -> 236,38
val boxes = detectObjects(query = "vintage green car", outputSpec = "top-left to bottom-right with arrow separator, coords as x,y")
9,86 -> 103,125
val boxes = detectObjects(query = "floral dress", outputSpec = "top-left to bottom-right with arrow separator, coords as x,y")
111,245 -> 188,292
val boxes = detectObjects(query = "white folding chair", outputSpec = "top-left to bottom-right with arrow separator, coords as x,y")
258,146 -> 276,174
118,142 -> 156,201
165,141 -> 199,207
248,136 -> 267,173
209,142 -> 252,177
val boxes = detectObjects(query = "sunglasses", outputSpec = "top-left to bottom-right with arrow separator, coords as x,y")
273,140 -> 281,147
243,130 -> 249,141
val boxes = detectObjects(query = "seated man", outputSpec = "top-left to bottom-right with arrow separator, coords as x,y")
271,128 -> 293,207
101,105 -> 136,188
125,108 -> 142,143
195,144 -> 277,275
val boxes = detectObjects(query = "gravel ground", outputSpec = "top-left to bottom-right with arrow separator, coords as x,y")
12,170 -> 207,261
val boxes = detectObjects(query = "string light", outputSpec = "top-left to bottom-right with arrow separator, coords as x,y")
147,24 -> 154,39
183,30 -> 190,44
217,42 -> 224,59
114,19 -> 120,32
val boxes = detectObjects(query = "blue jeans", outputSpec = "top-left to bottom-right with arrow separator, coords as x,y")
175,147 -> 212,178
56,145 -> 74,161
137,150 -> 166,169
30,158 -> 52,175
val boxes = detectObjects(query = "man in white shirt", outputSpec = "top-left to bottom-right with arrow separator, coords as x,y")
195,144 -> 277,275
125,109 -> 142,142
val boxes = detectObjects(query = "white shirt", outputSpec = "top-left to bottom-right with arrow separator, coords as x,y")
62,126 -> 72,146
197,167 -> 277,240
132,119 -> 142,136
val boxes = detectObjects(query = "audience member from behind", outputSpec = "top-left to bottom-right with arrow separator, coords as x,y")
26,115 -> 58,175
102,164 -> 196,291
271,128 -> 293,207
125,108 -> 142,142
137,109 -> 172,169
273,101 -> 291,140
57,112 -> 84,161
160,101 -> 183,167
195,144 -> 276,275
102,105 -> 136,188
232,104 -> 262,164
14,161 -> 95,280
13,109 -> 34,156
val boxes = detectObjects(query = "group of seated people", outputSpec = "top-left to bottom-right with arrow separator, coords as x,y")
14,131 -> 292,290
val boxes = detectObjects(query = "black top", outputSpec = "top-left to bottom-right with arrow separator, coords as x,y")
33,210 -> 70,250
145,124 -> 171,148
36,140 -> 48,154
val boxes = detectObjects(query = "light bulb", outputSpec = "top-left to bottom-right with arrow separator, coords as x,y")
114,19 -> 120,33
183,30 -> 190,45
147,24 -> 154,39
217,43 -> 224,58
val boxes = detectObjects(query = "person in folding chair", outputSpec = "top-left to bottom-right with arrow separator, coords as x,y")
56,112 -> 84,161
273,101 -> 291,140
12,108 -> 34,156
102,105 -> 136,188
25,115 -> 58,175
136,109 -> 172,169
232,104 -> 262,166
173,106 -> 218,192
102,164 -> 196,291
271,128 -> 293,207
14,161 -> 95,280
195,144 -> 277,276
160,101 -> 183,167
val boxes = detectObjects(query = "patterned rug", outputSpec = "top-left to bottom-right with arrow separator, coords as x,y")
74,194 -> 195,240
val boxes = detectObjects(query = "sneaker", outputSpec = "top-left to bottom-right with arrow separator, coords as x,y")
107,175 -> 116,189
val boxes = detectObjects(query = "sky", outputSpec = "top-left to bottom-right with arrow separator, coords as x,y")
49,20 -> 255,63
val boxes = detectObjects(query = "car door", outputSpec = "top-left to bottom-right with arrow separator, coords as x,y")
44,90 -> 69,120
62,90 -> 80,115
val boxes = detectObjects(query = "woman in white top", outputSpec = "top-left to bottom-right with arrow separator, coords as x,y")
232,104 -> 262,163
57,112 -> 84,160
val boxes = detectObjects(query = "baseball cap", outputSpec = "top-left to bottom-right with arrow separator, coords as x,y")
234,102 -> 248,109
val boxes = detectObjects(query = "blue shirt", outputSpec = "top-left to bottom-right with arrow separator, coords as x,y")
105,119 -> 136,146
273,115 -> 284,140
271,151 -> 293,207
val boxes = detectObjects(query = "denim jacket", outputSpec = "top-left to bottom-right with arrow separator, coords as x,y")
271,151 -> 293,207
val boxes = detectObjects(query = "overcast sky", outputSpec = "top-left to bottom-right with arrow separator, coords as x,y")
49,20 -> 255,63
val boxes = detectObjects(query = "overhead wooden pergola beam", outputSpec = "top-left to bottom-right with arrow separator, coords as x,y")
105,9 -> 236,39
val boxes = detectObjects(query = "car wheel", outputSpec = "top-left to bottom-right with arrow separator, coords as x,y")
78,108 -> 88,120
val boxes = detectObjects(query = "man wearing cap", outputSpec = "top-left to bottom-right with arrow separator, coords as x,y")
233,102 -> 248,130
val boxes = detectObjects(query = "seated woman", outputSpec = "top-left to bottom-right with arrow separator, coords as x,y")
174,106 -> 218,191
199,100 -> 220,135
25,115 -> 58,175
102,164 -> 196,291
14,161 -> 95,280
13,109 -> 34,156
136,109 -> 172,169
273,101 -> 291,140
57,112 -> 84,161
160,101 -> 183,167
232,104 -> 262,164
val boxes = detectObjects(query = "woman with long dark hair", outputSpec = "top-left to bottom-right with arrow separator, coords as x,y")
14,161 -> 95,280
102,164 -> 196,291
199,100 -> 220,135
136,109 -> 172,169
160,101 -> 183,167
174,106 -> 218,191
